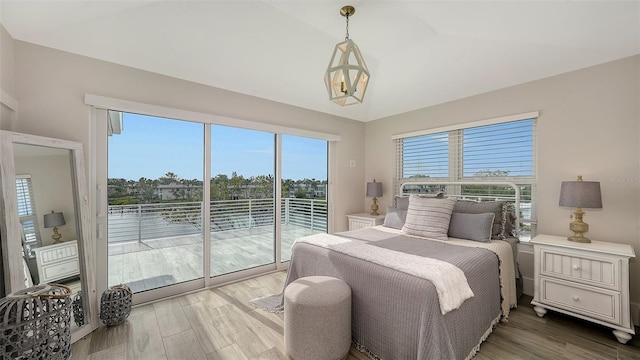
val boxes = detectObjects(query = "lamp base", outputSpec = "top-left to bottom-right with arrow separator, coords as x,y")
567,234 -> 591,243
370,197 -> 379,216
52,227 -> 63,244
567,208 -> 591,243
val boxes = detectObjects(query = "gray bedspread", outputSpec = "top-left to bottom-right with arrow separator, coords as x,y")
284,227 -> 503,360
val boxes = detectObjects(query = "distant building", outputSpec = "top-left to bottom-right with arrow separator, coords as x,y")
156,183 -> 198,200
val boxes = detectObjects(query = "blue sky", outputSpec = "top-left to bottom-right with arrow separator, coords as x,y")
108,113 -> 327,181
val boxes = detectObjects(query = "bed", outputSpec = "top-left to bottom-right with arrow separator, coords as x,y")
254,181 -> 522,360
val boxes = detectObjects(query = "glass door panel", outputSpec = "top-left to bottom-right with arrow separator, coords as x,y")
281,135 -> 328,261
107,113 -> 204,293
210,125 -> 275,276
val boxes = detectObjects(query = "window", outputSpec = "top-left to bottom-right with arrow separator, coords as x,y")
105,111 -> 331,298
394,113 -> 537,240
15,175 -> 42,258
107,113 -> 205,292
88,94 -> 339,304
281,134 -> 328,261
461,120 -> 534,178
401,132 -> 449,179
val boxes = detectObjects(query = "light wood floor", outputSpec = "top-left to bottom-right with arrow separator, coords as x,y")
71,271 -> 640,360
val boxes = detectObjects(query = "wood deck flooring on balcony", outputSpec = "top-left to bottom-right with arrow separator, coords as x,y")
107,224 -> 319,292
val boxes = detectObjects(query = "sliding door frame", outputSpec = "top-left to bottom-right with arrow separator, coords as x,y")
86,94 -> 338,303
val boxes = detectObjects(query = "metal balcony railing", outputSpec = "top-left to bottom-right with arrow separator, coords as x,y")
107,198 -> 327,244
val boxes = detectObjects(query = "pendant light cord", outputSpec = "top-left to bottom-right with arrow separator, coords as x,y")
345,13 -> 350,40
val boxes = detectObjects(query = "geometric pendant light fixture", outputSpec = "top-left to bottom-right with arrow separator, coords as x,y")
324,5 -> 370,106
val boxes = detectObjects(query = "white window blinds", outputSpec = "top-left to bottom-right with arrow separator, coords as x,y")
16,175 -> 42,258
460,119 -> 535,178
401,132 -> 449,179
394,113 -> 537,240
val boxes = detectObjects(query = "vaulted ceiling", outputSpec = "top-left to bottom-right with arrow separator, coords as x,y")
2,1 -> 639,122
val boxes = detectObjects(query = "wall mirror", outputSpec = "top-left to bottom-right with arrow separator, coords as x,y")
0,130 -> 98,342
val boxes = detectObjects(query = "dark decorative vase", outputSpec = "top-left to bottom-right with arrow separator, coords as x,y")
72,291 -> 85,327
99,284 -> 133,326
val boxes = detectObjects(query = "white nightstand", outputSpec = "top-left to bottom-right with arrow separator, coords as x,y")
347,213 -> 385,231
34,240 -> 80,284
530,234 -> 636,344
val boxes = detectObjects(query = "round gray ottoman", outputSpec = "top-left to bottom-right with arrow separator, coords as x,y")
284,276 -> 351,360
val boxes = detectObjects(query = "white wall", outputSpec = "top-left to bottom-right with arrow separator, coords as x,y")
365,56 -> 640,311
0,25 -> 14,96
0,24 -> 16,130
11,40 -> 366,233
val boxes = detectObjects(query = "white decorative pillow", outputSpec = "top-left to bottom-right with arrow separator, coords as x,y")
401,195 -> 456,240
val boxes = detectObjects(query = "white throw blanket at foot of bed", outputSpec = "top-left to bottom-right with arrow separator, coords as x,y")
295,233 -> 474,314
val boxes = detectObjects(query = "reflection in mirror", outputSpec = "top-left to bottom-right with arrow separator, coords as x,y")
13,144 -> 84,333
0,131 -> 97,343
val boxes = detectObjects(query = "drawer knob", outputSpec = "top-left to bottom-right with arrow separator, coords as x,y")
572,265 -> 580,270
572,295 -> 580,301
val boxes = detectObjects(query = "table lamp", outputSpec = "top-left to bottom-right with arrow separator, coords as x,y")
44,211 -> 66,243
366,179 -> 383,216
558,175 -> 602,243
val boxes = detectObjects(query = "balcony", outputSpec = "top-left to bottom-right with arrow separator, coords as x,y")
107,198 -> 327,292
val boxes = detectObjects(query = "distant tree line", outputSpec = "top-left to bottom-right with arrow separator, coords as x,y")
108,171 -> 327,205
404,169 -> 532,200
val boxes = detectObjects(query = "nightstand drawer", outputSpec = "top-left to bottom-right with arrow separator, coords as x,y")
35,240 -> 80,283
41,258 -> 80,283
38,242 -> 78,265
540,277 -> 620,325
539,247 -> 620,290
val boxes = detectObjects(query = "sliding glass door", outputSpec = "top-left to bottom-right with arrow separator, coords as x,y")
102,108 -> 330,302
281,135 -> 328,261
210,125 -> 275,276
107,113 -> 204,292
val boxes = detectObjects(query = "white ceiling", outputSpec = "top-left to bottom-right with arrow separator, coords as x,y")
2,1 -> 639,122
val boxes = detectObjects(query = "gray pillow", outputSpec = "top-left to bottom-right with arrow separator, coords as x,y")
452,200 -> 507,240
401,196 -> 456,240
504,211 -> 517,238
448,212 -> 495,242
383,207 -> 407,229
394,196 -> 410,210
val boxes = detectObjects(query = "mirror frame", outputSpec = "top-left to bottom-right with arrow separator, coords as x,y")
0,130 -> 98,342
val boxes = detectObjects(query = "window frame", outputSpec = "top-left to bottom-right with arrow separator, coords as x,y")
15,175 -> 42,258
393,111 -> 538,240
87,94 -> 339,304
